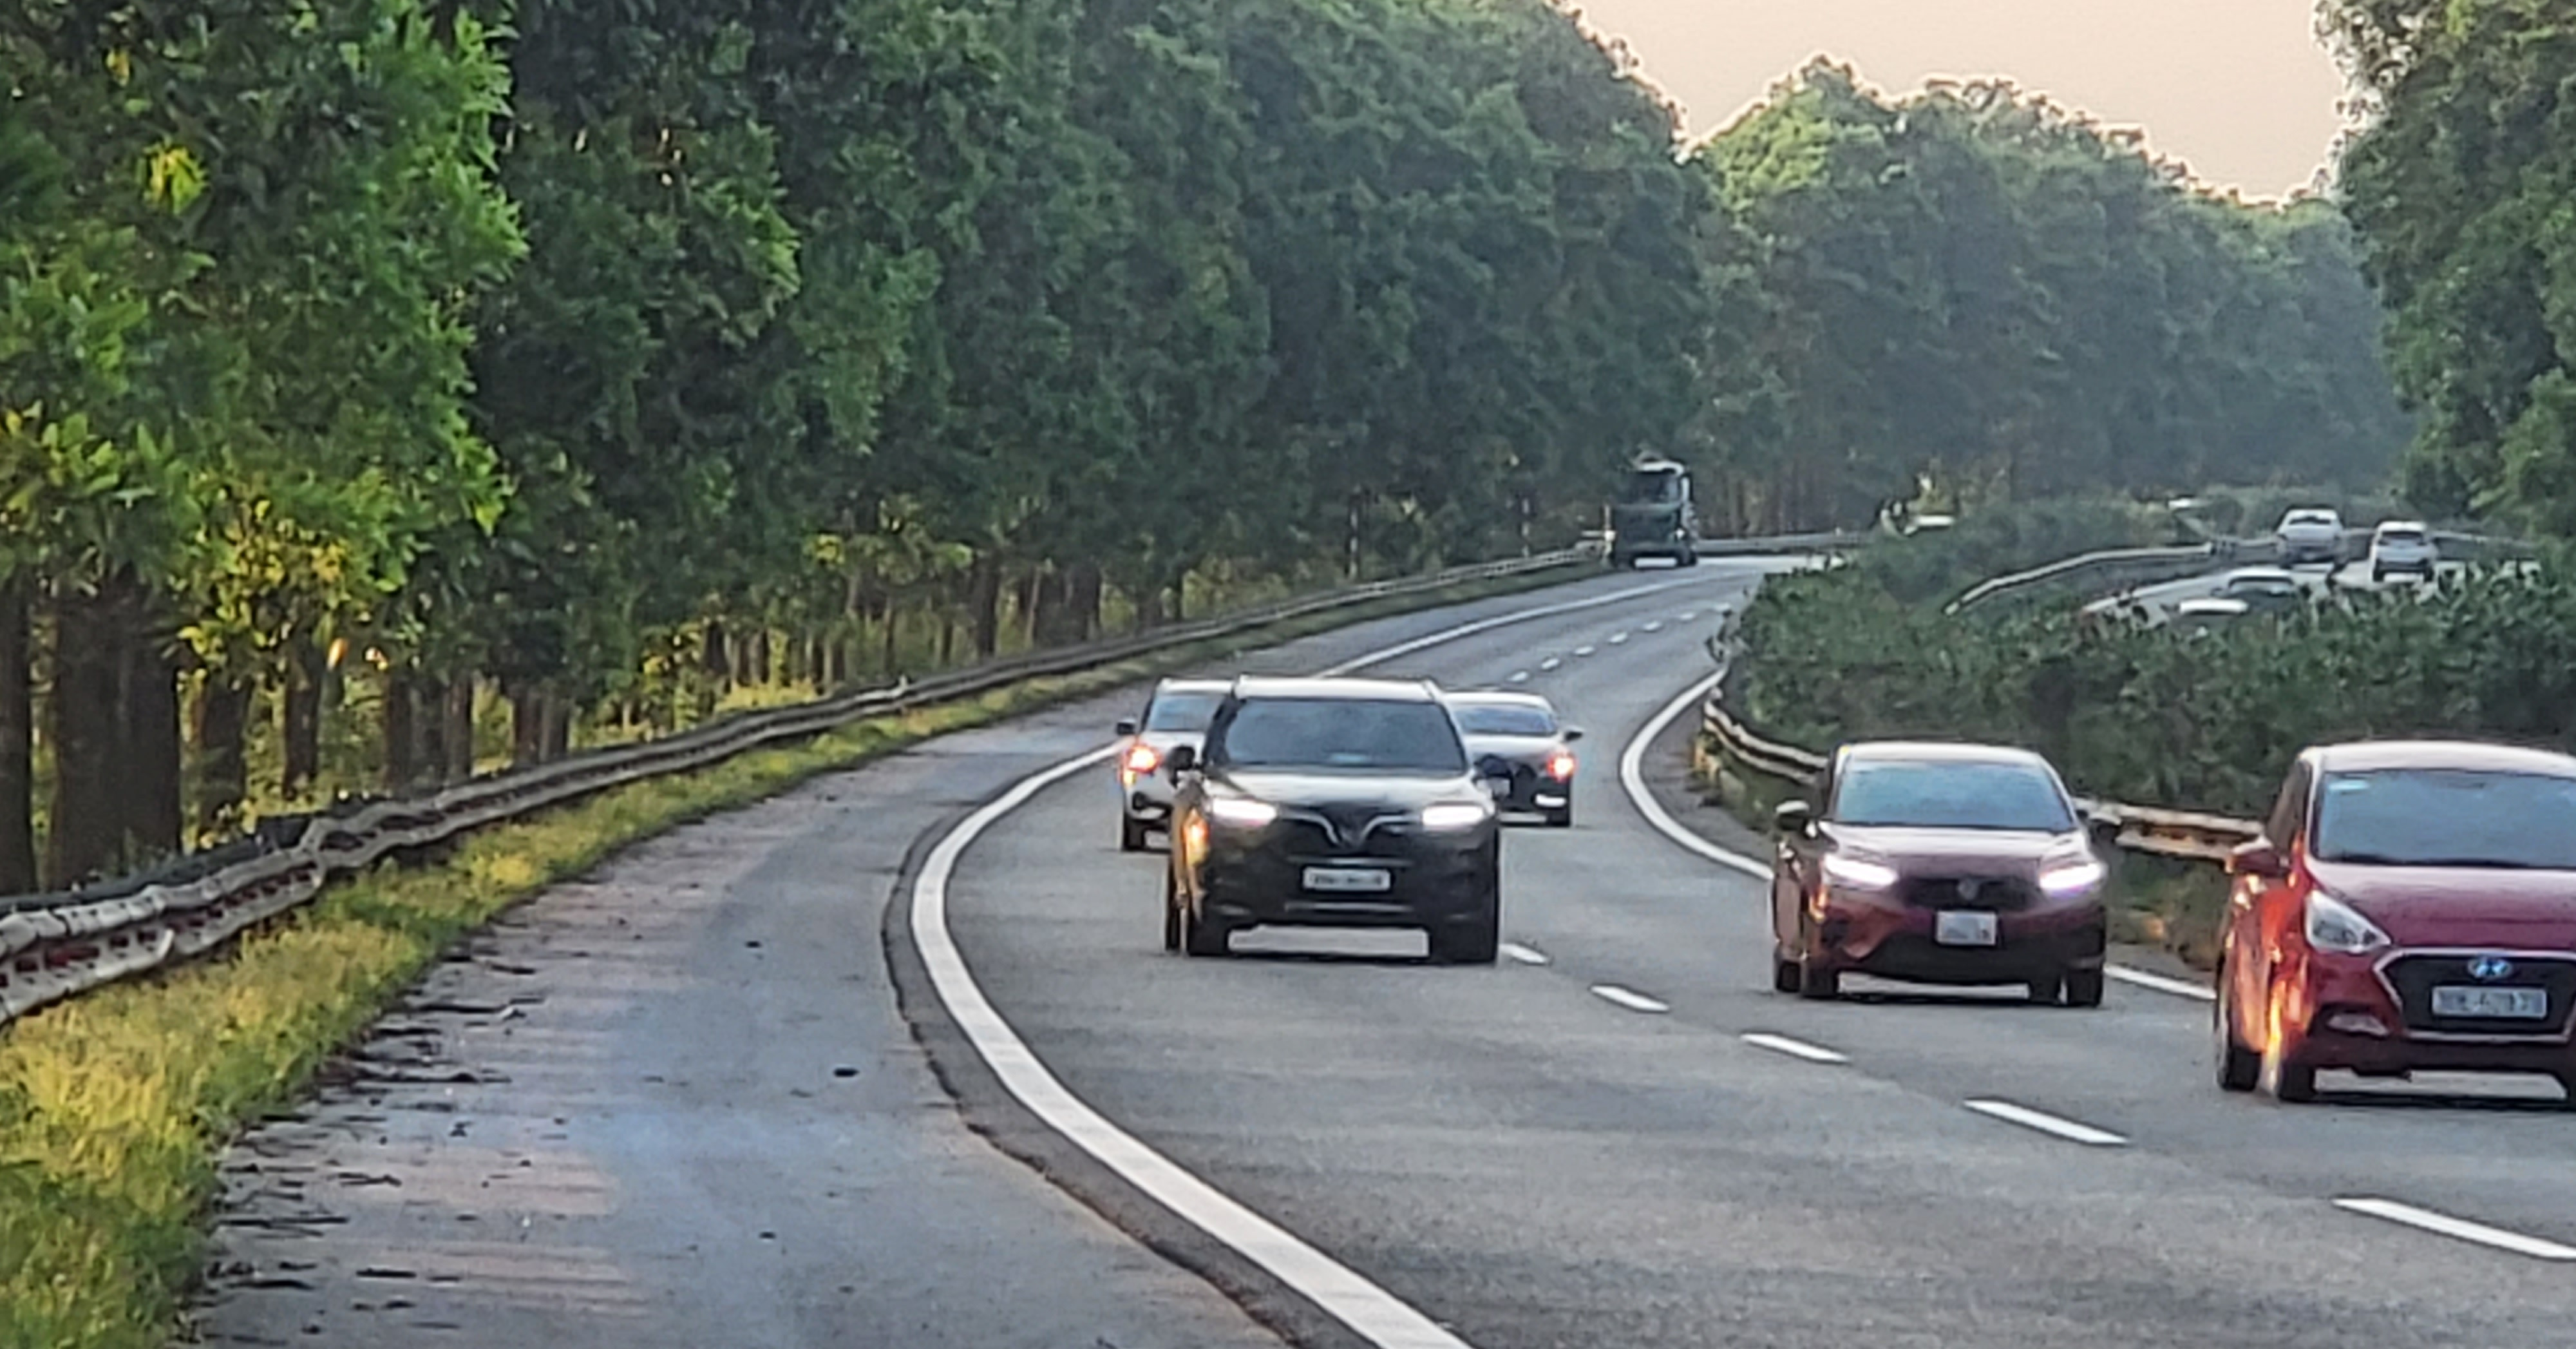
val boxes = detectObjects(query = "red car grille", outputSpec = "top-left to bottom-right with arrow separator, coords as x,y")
2382,954 -> 2576,1038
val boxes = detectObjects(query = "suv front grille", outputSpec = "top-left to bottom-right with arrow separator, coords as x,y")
1900,875 -> 2038,913
2383,953 -> 2576,1038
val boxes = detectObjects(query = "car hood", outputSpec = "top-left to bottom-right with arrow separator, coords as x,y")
1134,730 -> 1206,751
1826,825 -> 2087,875
1213,769 -> 1479,813
2307,862 -> 2576,947
1461,733 -> 1561,761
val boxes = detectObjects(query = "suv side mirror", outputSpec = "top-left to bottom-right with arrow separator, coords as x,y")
1114,718 -> 1139,737
2226,839 -> 2287,879
1561,727 -> 1584,743
1163,744 -> 1198,779
1774,800 -> 1813,835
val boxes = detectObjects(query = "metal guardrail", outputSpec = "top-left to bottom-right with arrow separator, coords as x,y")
4,538 -> 1868,1029
1696,685 -> 2262,865
1944,543 -> 2222,615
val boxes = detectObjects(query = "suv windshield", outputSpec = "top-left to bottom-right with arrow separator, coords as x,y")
2283,511 -> 2338,527
1833,760 -> 2076,832
1144,692 -> 1221,732
2313,769 -> 2576,868
1210,698 -> 1468,773
1453,705 -> 1556,737
2377,528 -> 2426,544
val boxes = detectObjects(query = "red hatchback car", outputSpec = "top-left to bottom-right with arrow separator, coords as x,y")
2217,740 -> 2576,1102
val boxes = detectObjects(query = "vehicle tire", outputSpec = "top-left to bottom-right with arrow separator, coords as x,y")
2213,966 -> 2260,1092
1678,548 -> 1700,568
1772,949 -> 1802,995
2024,975 -> 2063,1005
2556,1072 -> 2576,1107
1797,959 -> 1841,1000
1180,891 -> 1231,958
2063,968 -> 2106,1008
2259,976 -> 2318,1102
2371,566 -> 2385,585
1121,813 -> 1151,853
1544,805 -> 1573,829
1435,881 -> 1504,965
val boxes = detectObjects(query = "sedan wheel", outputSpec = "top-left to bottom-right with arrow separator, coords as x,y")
2213,966 -> 2260,1093
2063,968 -> 2105,1008
1772,948 -> 1801,995
1161,867 -> 1181,953
2025,975 -> 2063,1006
2259,974 -> 2318,1102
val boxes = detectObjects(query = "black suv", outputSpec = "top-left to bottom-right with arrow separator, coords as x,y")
1162,676 -> 1505,962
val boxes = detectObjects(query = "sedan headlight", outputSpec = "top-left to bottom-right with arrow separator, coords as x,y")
1822,854 -> 1900,890
1420,801 -> 1492,831
1205,797 -> 1278,828
2038,858 -> 2108,896
2304,891 -> 2391,955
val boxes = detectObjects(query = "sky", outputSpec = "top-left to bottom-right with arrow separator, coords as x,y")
1569,0 -> 2354,198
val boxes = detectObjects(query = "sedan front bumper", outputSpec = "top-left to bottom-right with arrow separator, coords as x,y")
1814,895 -> 2106,984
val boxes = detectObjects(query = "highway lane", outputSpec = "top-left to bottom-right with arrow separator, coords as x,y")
2085,555 -> 2465,620
935,563 -> 2576,1347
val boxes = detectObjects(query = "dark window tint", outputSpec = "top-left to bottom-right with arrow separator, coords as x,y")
1143,692 -> 1221,732
1831,760 -> 2076,832
1210,698 -> 1467,773
1453,705 -> 1556,737
2313,769 -> 2576,869
1625,468 -> 1683,504
2378,528 -> 2426,544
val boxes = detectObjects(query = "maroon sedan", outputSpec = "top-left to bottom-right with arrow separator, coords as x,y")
1770,742 -> 2112,1005
2217,740 -> 2576,1102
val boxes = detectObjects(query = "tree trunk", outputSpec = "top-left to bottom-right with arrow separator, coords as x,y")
543,694 -> 572,760
880,604 -> 901,678
1067,563 -> 1103,643
445,675 -> 476,780
969,559 -> 1002,658
383,671 -> 419,792
750,627 -> 772,685
510,683 -> 546,766
1016,568 -> 1043,647
415,675 -> 451,787
122,616 -> 183,861
283,636 -> 326,796
48,583 -> 125,885
194,673 -> 252,839
702,619 -> 730,690
0,578 -> 33,892
937,613 -> 956,666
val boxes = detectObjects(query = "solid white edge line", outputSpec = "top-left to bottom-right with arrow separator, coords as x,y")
1962,1098 -> 2128,1147
1740,1031 -> 1849,1064
1590,984 -> 1671,1013
1616,672 -> 1768,879
1500,942 -> 1550,966
2105,964 -> 2215,1002
913,577 -> 1740,1349
2334,1198 -> 2576,1262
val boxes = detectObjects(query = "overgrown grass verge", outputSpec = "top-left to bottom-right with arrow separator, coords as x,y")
0,564 -> 1580,1349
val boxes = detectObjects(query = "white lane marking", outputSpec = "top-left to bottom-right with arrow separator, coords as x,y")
1963,1099 -> 2128,1147
1539,656 -> 1563,671
1501,942 -> 1550,966
1608,632 -> 1629,645
2334,1198 -> 2576,1262
913,582 -> 1743,1349
2107,965 -> 2215,1002
1591,984 -> 1670,1014
1643,620 -> 1664,633
1507,671 -> 1530,684
1678,611 -> 1698,621
1617,673 -> 1768,879
1574,645 -> 1596,658
1741,1032 -> 1848,1064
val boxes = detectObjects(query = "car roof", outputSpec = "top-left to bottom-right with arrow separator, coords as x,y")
2282,507 -> 2340,520
1225,674 -> 1439,702
1837,740 -> 2054,770
2308,740 -> 2576,778
1150,678 -> 1233,695
2374,519 -> 2429,532
2227,566 -> 2297,582
1441,689 -> 1555,710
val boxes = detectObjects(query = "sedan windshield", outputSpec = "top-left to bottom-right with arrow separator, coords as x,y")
1833,760 -> 2076,832
2313,769 -> 2576,869
1211,698 -> 1468,773
1453,705 -> 1556,737
1144,692 -> 1221,732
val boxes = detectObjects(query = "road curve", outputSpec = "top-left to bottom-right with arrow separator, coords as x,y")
931,563 -> 2576,1348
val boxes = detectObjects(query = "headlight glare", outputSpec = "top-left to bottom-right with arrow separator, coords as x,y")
1823,854 -> 1900,890
2038,858 -> 2108,896
1420,801 -> 1492,831
2305,891 -> 2391,955
1206,797 -> 1278,828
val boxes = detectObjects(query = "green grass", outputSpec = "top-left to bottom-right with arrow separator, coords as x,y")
0,561 -> 1582,1349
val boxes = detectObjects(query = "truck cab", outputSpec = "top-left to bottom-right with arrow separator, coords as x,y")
1608,458 -> 1698,569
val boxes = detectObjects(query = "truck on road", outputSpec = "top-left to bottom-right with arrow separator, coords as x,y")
1607,456 -> 1699,569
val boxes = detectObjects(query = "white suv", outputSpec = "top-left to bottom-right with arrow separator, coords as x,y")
2273,508 -> 2345,566
2368,520 -> 2438,583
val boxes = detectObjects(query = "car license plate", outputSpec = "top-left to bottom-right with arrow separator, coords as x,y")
1303,866 -> 1392,894
1934,910 -> 2000,947
2431,986 -> 2550,1019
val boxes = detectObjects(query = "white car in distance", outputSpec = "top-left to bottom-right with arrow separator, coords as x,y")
2368,520 -> 2438,583
2273,507 -> 2345,566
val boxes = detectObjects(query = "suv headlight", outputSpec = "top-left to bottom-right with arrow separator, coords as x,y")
1206,798 -> 1278,828
1421,801 -> 1492,831
2038,858 -> 2108,896
1823,854 -> 1900,890
2304,892 -> 2391,955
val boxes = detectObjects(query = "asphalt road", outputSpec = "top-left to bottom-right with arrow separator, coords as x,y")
2085,555 -> 2466,620
196,562 -> 2576,1348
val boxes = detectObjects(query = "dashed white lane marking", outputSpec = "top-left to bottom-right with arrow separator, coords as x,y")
1642,620 -> 1664,633
1501,942 -> 1550,967
1608,632 -> 1629,645
1678,611 -> 1698,621
914,580 -> 1750,1349
1573,645 -> 1596,657
2107,965 -> 2214,1001
1590,984 -> 1671,1014
1617,673 -> 1768,879
1963,1099 -> 2128,1147
1507,671 -> 1530,684
2334,1198 -> 2576,1262
1741,1032 -> 1849,1064
1539,656 -> 1563,671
